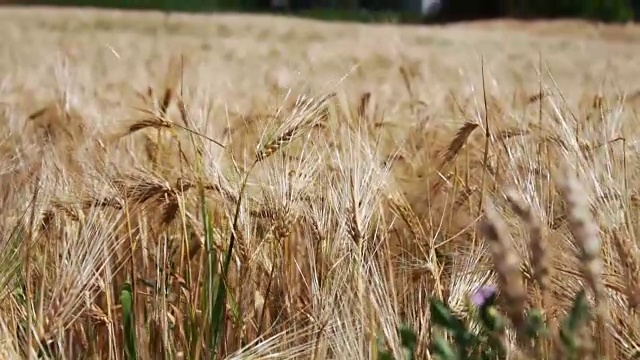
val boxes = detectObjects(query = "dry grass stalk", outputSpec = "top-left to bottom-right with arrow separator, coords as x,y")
387,192 -> 426,242
479,198 -> 527,342
611,232 -> 640,310
222,112 -> 277,139
452,184 -> 476,212
496,128 -> 530,142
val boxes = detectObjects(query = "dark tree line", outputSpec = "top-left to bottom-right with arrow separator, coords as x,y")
2,0 -> 638,22
249,0 -> 639,23
435,0 -> 637,22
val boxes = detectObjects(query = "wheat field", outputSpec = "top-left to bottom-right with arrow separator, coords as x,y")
1,5 -> 640,359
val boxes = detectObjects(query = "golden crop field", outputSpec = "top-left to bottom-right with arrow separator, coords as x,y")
1,5 -> 640,359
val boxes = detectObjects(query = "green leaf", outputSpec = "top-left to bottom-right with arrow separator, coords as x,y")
429,298 -> 466,334
398,323 -> 417,360
482,332 -> 507,359
560,290 -> 592,354
564,290 -> 591,331
120,282 -> 137,360
376,329 -> 393,360
431,335 -> 460,360
200,195 -> 217,354
378,351 -> 394,360
479,305 -> 506,333
525,308 -> 549,340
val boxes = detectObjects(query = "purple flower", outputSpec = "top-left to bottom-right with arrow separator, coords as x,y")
471,285 -> 496,307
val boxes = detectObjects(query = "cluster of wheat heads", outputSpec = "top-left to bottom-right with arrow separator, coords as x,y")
0,53 -> 639,360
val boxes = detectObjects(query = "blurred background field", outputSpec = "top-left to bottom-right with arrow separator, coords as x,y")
3,5 -> 640,111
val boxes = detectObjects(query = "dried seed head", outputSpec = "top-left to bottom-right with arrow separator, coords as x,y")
346,205 -> 362,245
527,91 -> 547,104
442,121 -> 479,165
126,117 -> 172,135
453,185 -> 476,212
388,192 -> 425,242
256,128 -> 295,162
273,211 -> 292,242
160,197 -> 180,227
256,92 -> 335,163
357,91 -> 371,120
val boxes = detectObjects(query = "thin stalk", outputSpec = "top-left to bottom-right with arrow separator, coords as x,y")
210,159 -> 259,357
477,56 -> 491,235
26,174 -> 42,359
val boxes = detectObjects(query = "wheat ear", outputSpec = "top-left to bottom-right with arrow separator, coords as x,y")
611,232 -> 640,311
557,165 -> 610,357
479,197 -> 527,342
504,189 -> 551,308
441,121 -> 479,165
556,167 -> 604,308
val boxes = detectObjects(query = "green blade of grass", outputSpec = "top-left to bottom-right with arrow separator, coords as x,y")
120,282 -> 137,360
198,187 -> 220,357
207,201 -> 228,357
207,159 -> 258,357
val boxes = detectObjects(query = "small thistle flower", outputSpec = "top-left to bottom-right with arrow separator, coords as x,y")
471,285 -> 497,307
